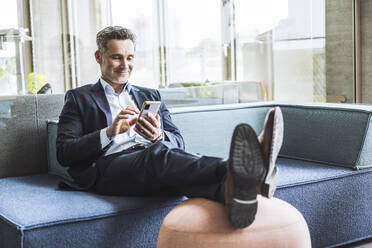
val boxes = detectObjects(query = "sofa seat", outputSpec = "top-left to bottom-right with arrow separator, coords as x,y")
1,159 -> 370,248
0,174 -> 185,248
275,158 -> 372,247
2,99 -> 372,248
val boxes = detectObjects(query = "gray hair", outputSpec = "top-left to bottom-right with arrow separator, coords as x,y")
96,26 -> 136,54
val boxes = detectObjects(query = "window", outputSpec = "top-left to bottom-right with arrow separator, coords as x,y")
0,0 -> 363,106
235,0 -> 326,102
167,0 -> 222,85
0,1 -> 19,95
111,0 -> 156,88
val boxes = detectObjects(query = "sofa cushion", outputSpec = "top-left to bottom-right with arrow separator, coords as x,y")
170,103 -> 271,159
275,158 -> 372,247
0,174 -> 185,248
47,120 -> 71,180
279,103 -> 372,170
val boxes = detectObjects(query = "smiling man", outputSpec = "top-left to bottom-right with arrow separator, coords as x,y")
56,26 -> 284,228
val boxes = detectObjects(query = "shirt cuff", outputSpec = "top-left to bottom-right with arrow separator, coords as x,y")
100,128 -> 111,149
153,130 -> 164,142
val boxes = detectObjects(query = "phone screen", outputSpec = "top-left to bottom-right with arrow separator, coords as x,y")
138,101 -> 161,119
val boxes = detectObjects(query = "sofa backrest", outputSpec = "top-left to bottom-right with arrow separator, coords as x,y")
3,95 -> 372,179
171,102 -> 372,170
0,95 -> 65,178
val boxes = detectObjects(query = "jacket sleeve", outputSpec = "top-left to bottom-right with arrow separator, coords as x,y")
156,90 -> 185,150
56,90 -> 109,167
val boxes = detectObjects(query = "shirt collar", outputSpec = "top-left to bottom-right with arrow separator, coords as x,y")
100,78 -> 132,95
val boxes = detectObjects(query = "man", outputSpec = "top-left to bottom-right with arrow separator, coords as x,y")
57,26 -> 283,228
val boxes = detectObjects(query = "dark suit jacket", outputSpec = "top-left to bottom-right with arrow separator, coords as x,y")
56,81 -> 185,189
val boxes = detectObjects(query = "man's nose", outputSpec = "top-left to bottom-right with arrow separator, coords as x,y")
119,59 -> 129,69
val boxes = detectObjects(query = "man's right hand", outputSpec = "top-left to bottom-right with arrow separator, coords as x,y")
106,106 -> 139,139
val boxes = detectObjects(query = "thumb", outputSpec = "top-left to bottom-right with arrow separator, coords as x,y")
129,117 -> 138,126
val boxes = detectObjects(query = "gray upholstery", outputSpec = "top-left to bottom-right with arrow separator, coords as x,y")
0,95 -> 64,178
47,120 -> 70,180
0,174 -> 185,248
0,96 -> 40,177
1,96 -> 372,248
171,102 -> 372,169
2,96 -> 372,180
279,103 -> 372,169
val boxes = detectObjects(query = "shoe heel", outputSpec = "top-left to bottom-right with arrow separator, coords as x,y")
229,199 -> 257,228
261,166 -> 278,198
261,182 -> 276,198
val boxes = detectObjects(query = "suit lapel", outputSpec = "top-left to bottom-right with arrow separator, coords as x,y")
90,81 -> 112,126
129,85 -> 147,110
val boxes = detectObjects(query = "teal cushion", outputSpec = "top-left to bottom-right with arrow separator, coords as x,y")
279,103 -> 372,169
170,103 -> 271,159
47,120 -> 71,180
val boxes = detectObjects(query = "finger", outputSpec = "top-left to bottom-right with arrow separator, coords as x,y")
145,113 -> 159,128
134,125 -> 152,140
120,109 -> 137,116
129,117 -> 138,126
126,106 -> 140,114
138,117 -> 157,134
135,121 -> 154,137
116,114 -> 131,120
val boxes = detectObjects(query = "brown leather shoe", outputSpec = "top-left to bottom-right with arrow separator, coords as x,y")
258,107 -> 284,198
225,123 -> 266,228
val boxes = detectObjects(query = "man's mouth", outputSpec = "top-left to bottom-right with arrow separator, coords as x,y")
116,71 -> 130,75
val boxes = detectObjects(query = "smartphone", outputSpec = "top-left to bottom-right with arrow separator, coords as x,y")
138,101 -> 161,120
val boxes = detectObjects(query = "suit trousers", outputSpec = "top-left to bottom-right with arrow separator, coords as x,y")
93,141 -> 227,203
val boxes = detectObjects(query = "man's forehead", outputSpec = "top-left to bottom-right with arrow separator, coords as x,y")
106,39 -> 135,53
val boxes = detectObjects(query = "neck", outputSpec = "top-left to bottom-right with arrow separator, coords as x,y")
102,77 -> 126,94
110,83 -> 125,94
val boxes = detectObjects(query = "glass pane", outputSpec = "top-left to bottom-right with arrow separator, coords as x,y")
0,0 -> 18,95
70,0 -> 110,87
0,0 -> 18,29
111,0 -> 156,89
0,41 -> 17,95
30,0 -> 65,94
167,0 -> 222,84
236,0 -> 328,102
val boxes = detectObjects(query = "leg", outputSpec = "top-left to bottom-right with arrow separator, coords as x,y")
258,107 -> 284,197
225,107 -> 284,228
93,141 -> 226,202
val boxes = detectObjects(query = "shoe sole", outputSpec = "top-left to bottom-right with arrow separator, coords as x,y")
228,124 -> 265,228
261,107 -> 284,198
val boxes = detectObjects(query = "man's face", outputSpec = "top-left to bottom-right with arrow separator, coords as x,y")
95,39 -> 134,85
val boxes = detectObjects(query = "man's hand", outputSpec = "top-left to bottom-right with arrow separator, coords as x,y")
106,107 -> 139,139
134,113 -> 162,142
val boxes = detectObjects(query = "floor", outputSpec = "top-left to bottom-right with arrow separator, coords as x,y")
338,238 -> 372,248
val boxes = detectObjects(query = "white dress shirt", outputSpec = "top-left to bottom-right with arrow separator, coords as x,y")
99,78 -> 150,156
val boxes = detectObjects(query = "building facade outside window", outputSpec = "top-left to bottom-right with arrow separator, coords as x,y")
2,0 -> 370,106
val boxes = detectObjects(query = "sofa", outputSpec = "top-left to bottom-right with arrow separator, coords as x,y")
0,94 -> 371,247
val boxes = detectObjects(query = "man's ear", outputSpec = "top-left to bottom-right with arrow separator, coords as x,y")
94,50 -> 102,64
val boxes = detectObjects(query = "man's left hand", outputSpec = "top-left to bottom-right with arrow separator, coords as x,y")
134,113 -> 162,142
